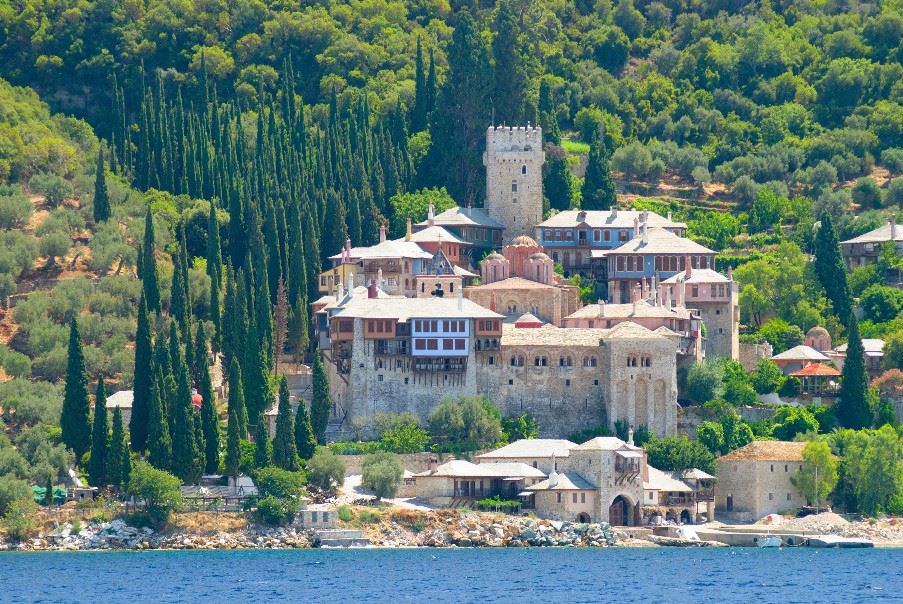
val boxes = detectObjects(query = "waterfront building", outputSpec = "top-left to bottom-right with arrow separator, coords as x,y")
716,441 -> 807,521
840,217 -> 903,271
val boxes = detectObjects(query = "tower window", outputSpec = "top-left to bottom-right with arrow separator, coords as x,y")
511,180 -> 518,193
521,165 -> 527,175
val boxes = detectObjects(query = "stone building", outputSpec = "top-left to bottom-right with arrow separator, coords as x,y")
483,125 -> 545,239
660,266 -> 739,360
322,232 -> 432,297
475,439 -> 577,474
414,206 -> 505,256
716,441 -> 807,521
536,208 -> 686,276
478,320 -> 679,437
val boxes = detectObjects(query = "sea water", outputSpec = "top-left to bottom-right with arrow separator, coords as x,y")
3,547 -> 902,604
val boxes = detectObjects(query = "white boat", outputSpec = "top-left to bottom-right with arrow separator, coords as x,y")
755,535 -> 782,548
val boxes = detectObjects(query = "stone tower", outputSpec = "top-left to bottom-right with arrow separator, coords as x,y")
483,125 -> 545,242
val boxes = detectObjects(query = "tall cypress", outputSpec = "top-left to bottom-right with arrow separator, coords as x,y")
93,145 -> 111,223
426,47 -> 437,116
197,325 -> 220,474
412,36 -> 428,132
421,11 -> 493,206
253,412 -> 271,469
108,404 -> 129,490
141,206 -> 161,313
581,133 -> 617,210
147,375 -> 172,471
310,353 -> 332,444
169,324 -> 200,483
836,315 -> 872,429
130,294 -> 153,451
225,407 -> 241,480
228,358 -> 248,438
87,377 -> 109,487
813,213 -> 852,324
272,376 -> 299,471
206,199 -> 223,351
61,317 -> 91,463
492,0 -> 529,125
294,397 -> 317,460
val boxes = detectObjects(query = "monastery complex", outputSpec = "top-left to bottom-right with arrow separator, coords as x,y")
313,126 -> 739,439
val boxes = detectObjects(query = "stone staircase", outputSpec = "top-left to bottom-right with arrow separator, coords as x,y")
315,529 -> 369,547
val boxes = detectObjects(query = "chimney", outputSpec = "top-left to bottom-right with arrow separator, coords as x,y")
892,215 -> 897,240
428,456 -> 438,473
641,223 -> 648,244
598,299 -> 605,319
667,211 -> 672,222
628,429 -> 634,446
337,281 -> 344,301
377,268 -> 384,288
379,223 -> 387,243
633,217 -> 639,238
405,217 -> 413,241
427,203 -> 435,227
347,272 -> 354,292
685,256 -> 692,279
641,277 -> 648,301
457,283 -> 463,311
367,279 -> 377,298
611,206 -> 618,219
641,210 -> 648,224
727,265 -> 733,281
665,286 -> 672,308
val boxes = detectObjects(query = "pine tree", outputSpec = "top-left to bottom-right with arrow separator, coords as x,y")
294,397 -> 317,460
141,206 -> 161,313
108,404 -> 128,490
147,376 -> 172,470
310,353 -> 332,444
130,294 -> 153,451
813,213 -> 852,324
581,133 -> 617,210
492,0 -> 528,125
272,376 -> 299,471
87,377 -> 109,487
253,413 -> 271,469
228,358 -> 248,438
421,10 -> 493,206
225,407 -> 241,480
61,317 -> 91,463
836,315 -> 872,429
93,145 -> 111,223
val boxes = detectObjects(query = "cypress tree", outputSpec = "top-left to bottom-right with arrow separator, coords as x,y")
87,377 -> 109,487
228,358 -> 248,438
197,325 -> 220,474
207,199 -> 223,351
169,324 -> 200,483
169,246 -> 188,334
93,145 -> 111,223
421,11 -> 493,206
544,145 -> 573,212
294,398 -> 317,460
272,376 -> 299,471
225,407 -> 241,481
581,133 -> 617,210
426,47 -> 437,116
108,404 -> 128,490
310,354 -> 332,444
45,474 -> 54,506
130,294 -> 153,451
813,213 -> 851,323
193,414 -> 207,480
412,36 -> 428,132
253,413 -> 271,469
61,317 -> 91,463
141,206 -> 161,313
836,315 -> 872,429
147,376 -> 172,471
492,0 -> 528,125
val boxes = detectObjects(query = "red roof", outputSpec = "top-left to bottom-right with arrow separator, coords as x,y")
789,362 -> 841,377
192,393 -> 203,411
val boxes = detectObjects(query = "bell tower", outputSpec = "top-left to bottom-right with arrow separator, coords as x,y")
483,125 -> 545,242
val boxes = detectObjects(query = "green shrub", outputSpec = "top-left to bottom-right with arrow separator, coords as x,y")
0,189 -> 32,229
361,451 -> 404,500
380,422 -> 430,453
28,172 -> 72,207
306,448 -> 346,492
127,461 -> 183,527
254,494 -> 299,525
255,466 -> 306,499
337,504 -> 354,522
327,440 -> 384,455
358,509 -> 381,524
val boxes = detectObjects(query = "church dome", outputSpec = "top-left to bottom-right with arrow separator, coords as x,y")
484,251 -> 505,261
806,325 -> 829,338
510,235 -> 539,247
529,252 -> 551,261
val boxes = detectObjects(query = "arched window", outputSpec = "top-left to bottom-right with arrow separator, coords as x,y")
534,356 -> 548,367
521,165 -> 527,175
583,356 -> 598,368
559,356 -> 573,367
510,355 -> 524,367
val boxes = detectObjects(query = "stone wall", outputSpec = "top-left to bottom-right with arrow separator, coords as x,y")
463,284 -> 579,326
739,341 -> 773,372
483,126 -> 544,239
716,458 -> 805,520
340,452 -> 437,475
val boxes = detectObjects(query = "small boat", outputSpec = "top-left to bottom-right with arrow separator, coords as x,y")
755,535 -> 782,548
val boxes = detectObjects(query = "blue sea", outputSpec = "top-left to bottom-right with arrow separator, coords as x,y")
3,547 -> 902,604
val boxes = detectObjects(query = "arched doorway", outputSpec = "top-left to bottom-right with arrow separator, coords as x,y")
609,495 -> 634,526
680,509 -> 692,524
577,512 -> 591,523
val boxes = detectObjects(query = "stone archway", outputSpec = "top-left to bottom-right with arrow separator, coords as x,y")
577,512 -> 591,524
608,494 -> 636,527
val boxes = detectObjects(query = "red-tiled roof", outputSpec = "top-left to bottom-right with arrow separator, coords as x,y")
790,362 -> 841,377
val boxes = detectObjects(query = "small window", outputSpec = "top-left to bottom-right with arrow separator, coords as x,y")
572,493 -> 577,503
565,379 -> 571,386
593,379 -> 599,386
404,377 -> 409,384
581,493 -> 586,504
508,379 -> 514,385
769,493 -> 774,501
511,180 -> 518,193
557,493 -> 562,503
787,493 -> 791,501
785,465 -> 788,472
377,375 -> 383,382
771,464 -> 774,472
488,356 -> 494,365
715,309 -> 721,315
311,511 -> 318,522
521,165 -> 527,175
